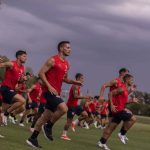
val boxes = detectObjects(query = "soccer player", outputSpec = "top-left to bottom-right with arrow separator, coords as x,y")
0,50 -> 27,122
30,93 -> 46,133
19,77 -> 42,127
99,68 -> 132,141
26,41 -> 82,148
61,73 -> 90,141
99,99 -> 109,129
97,74 -> 139,150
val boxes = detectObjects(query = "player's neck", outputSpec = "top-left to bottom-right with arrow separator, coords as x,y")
58,53 -> 66,61
16,59 -> 22,66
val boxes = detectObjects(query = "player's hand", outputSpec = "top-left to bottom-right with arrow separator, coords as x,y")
75,81 -> 83,86
48,86 -> 58,96
111,104 -> 118,112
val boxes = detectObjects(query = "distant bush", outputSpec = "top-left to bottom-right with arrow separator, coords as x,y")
127,103 -> 150,117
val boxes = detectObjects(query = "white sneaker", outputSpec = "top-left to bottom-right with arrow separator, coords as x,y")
97,141 -> 111,150
93,121 -> 98,128
19,123 -> 25,127
0,134 -> 4,138
124,135 -> 129,141
83,122 -> 90,129
9,116 -> 16,124
118,133 -> 126,144
3,115 -> 8,126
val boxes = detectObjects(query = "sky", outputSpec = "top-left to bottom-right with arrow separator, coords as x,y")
0,0 -> 150,95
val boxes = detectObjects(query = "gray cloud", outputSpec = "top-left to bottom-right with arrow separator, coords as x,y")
0,0 -> 150,94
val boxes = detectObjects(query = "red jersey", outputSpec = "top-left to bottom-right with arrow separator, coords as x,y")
67,85 -> 80,107
2,60 -> 24,90
16,82 -> 27,95
101,101 -> 108,115
89,101 -> 96,112
0,83 -> 2,102
112,82 -> 128,113
29,83 -> 42,102
40,94 -> 46,104
44,55 -> 69,95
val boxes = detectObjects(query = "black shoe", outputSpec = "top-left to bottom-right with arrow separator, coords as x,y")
42,124 -> 53,141
26,138 -> 42,148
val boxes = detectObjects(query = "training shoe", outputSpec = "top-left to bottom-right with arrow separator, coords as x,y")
42,124 -> 53,141
93,121 -> 98,128
124,135 -> 129,141
118,133 -> 126,144
71,122 -> 76,132
19,123 -> 25,127
97,141 -> 111,150
3,115 -> 8,126
0,134 -> 4,138
26,138 -> 42,148
61,135 -> 71,141
9,116 -> 16,124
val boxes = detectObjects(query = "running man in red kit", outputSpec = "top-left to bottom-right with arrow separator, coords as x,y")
19,77 -> 42,127
98,74 -> 139,150
61,73 -> 89,141
0,50 -> 27,122
99,68 -> 134,142
26,41 -> 82,148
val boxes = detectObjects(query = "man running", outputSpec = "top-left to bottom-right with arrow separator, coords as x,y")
19,77 -> 42,127
99,68 -> 133,142
98,74 -> 139,150
0,50 -> 27,123
61,73 -> 89,141
26,41 -> 82,148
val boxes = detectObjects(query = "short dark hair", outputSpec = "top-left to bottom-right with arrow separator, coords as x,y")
119,68 -> 129,75
123,74 -> 133,82
75,73 -> 83,80
57,41 -> 70,51
25,72 -> 31,76
94,96 -> 99,99
16,50 -> 27,58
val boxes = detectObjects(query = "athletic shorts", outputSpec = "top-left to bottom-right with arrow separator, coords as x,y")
0,86 -> 16,104
101,114 -> 107,119
92,111 -> 99,116
26,101 -> 38,109
38,103 -> 45,113
108,105 -> 113,117
43,91 -> 64,112
111,110 -> 133,124
67,106 -> 84,119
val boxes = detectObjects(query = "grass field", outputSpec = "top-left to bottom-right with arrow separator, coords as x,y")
0,116 -> 150,150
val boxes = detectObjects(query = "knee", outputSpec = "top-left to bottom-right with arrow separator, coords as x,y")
61,106 -> 68,114
131,116 -> 136,123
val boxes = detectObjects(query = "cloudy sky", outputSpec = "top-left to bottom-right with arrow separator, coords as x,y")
0,0 -> 150,95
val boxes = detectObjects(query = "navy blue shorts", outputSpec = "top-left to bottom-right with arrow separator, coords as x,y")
43,91 -> 64,112
111,110 -> 133,124
67,106 -> 84,119
38,103 -> 45,113
0,86 -> 16,104
26,101 -> 38,109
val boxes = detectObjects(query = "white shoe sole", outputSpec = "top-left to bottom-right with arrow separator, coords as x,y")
26,140 -> 38,149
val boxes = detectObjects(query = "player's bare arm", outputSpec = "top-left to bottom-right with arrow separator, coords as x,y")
39,57 -> 58,95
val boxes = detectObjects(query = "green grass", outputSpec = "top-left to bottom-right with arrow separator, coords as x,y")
0,116 -> 150,150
